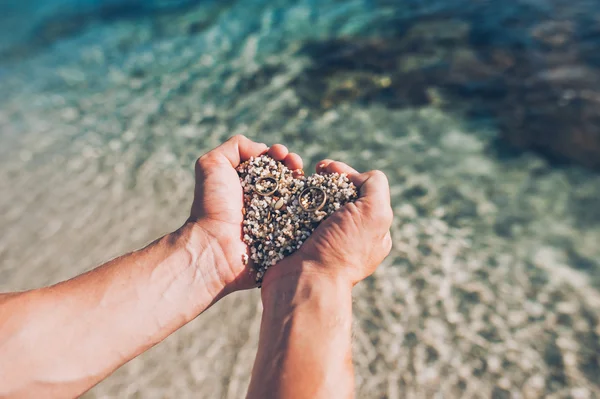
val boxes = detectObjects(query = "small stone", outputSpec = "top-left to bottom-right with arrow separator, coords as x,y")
61,107 -> 80,122
274,198 -> 285,210
487,356 -> 502,373
571,388 -> 591,399
497,377 -> 511,390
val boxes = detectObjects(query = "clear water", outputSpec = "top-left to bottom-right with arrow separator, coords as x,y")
1,0 -> 599,397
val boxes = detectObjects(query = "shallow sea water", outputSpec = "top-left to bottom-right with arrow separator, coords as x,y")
1,0 -> 599,397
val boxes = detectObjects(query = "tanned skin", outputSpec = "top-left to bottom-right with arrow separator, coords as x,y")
0,136 -> 393,399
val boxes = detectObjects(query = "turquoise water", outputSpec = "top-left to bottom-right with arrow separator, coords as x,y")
1,0 -> 599,397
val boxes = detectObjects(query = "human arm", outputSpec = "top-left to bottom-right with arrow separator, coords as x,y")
248,268 -> 354,399
246,162 -> 393,399
0,136 -> 303,398
0,223 -> 224,398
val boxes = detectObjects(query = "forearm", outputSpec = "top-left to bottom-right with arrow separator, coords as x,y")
0,222 -> 226,398
247,264 -> 354,399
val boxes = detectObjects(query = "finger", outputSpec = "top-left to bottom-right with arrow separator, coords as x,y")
383,232 -> 393,253
317,159 -> 362,186
357,170 -> 391,204
210,135 -> 268,167
355,171 -> 393,229
317,161 -> 392,230
325,160 -> 359,176
318,160 -> 365,188
346,172 -> 370,190
316,159 -> 334,173
268,144 -> 289,161
284,152 -> 303,171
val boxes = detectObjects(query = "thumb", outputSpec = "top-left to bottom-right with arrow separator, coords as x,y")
314,159 -> 392,230
198,135 -> 268,170
354,170 -> 393,230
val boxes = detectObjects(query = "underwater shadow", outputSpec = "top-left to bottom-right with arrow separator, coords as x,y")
271,1 -> 600,171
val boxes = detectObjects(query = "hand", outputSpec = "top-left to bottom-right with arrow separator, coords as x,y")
187,135 -> 303,292
263,160 -> 393,288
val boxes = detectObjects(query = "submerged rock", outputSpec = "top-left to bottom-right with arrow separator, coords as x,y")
497,66 -> 600,169
285,11 -> 600,170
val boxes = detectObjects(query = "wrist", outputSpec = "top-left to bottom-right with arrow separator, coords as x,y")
170,221 -> 230,302
251,259 -> 355,399
261,257 -> 353,304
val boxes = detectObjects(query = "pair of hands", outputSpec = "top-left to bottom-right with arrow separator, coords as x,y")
188,135 -> 393,293
0,135 -> 391,399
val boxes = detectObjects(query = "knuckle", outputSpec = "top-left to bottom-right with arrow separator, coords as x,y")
384,233 -> 393,252
196,154 -> 209,165
384,207 -> 394,225
229,134 -> 247,143
370,169 -> 388,183
329,161 -> 341,170
196,153 -> 216,169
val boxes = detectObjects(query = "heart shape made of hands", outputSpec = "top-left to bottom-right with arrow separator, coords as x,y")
237,155 -> 358,283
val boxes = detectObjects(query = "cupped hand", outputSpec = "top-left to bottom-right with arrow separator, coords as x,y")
263,160 -> 393,288
188,135 -> 303,292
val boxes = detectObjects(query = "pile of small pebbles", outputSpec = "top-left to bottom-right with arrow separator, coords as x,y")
237,155 -> 358,283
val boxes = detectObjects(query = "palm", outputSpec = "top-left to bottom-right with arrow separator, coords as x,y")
192,161 -> 245,225
189,137 -> 303,291
191,160 -> 252,287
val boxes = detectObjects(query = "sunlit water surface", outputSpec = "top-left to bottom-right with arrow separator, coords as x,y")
1,0 -> 599,397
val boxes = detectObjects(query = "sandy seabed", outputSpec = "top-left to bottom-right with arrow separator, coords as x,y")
1,0 -> 599,397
